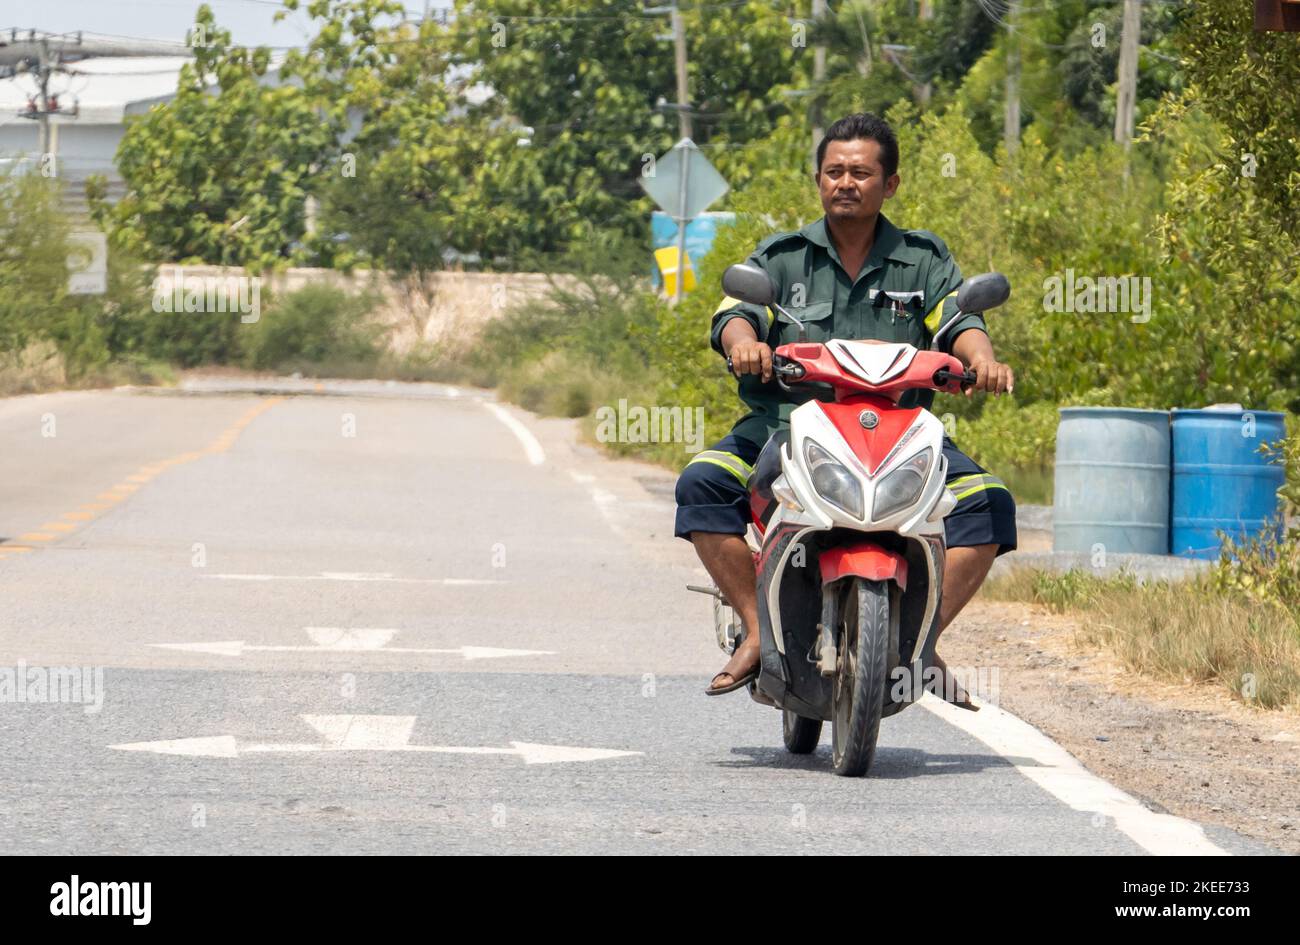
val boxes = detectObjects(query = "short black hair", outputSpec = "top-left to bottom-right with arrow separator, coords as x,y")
815,112 -> 899,179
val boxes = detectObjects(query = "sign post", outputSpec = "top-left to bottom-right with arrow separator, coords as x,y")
639,138 -> 729,301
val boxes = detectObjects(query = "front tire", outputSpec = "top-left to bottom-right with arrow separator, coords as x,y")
782,710 -> 822,754
831,578 -> 891,776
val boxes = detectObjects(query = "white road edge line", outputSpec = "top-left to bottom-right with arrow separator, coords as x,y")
204,573 -> 500,585
920,694 -> 1231,856
483,401 -> 545,466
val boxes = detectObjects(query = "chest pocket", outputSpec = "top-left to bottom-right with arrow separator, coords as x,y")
865,290 -> 927,345
770,300 -> 834,345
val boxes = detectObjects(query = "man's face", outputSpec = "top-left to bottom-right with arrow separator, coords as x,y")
815,138 -> 899,224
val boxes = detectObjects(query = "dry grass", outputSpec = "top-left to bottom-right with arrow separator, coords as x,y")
982,567 -> 1300,708
0,341 -> 66,396
0,342 -> 176,397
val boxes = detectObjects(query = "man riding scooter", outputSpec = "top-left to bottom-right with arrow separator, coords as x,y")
674,113 -> 1017,706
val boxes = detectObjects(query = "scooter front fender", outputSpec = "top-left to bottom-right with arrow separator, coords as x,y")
819,543 -> 908,589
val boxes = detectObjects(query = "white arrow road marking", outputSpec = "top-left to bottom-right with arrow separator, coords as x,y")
205,572 -> 500,585
110,715 -> 640,765
921,693 -> 1230,856
148,627 -> 554,660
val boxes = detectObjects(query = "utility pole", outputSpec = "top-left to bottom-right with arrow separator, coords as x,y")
915,0 -> 933,107
671,0 -> 692,140
3,30 -> 191,192
1114,0 -> 1141,149
647,2 -> 694,300
36,38 -> 52,162
668,1 -> 692,299
1003,1 -> 1020,157
812,0 -> 826,163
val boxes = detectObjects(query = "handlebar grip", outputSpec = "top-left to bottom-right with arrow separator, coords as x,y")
934,368 -> 978,388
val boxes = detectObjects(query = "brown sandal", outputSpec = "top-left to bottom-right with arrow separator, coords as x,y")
705,667 -> 758,695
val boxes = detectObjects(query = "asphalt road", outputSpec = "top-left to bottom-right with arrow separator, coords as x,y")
0,383 -> 1277,854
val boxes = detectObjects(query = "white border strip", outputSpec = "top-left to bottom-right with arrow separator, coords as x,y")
483,402 -> 545,466
921,694 -> 1231,855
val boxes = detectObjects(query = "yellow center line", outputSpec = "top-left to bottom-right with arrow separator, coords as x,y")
3,396 -> 285,560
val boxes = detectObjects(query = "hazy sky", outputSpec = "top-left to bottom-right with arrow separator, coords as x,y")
4,0 -> 450,49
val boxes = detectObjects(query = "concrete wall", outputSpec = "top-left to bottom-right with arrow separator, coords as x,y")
152,266 -> 560,354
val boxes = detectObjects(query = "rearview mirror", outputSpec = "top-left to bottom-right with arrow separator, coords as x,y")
721,263 -> 776,307
956,272 -> 1011,314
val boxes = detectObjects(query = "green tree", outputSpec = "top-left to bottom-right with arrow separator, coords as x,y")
451,0 -> 810,256
99,4 -> 336,269
951,1 -> 1181,154
1174,0 -> 1300,233
283,3 -> 472,272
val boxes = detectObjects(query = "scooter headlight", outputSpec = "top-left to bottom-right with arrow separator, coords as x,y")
804,439 -> 864,519
873,448 -> 933,520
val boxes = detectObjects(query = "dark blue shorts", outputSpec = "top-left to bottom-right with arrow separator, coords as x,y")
674,431 -> 1017,556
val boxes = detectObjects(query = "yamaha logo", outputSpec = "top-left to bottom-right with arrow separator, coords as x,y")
859,410 -> 879,429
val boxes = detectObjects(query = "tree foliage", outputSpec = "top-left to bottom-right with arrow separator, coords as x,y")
1174,0 -> 1300,233
98,5 -> 335,270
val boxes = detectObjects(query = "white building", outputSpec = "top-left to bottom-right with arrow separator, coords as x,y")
0,53 -> 280,215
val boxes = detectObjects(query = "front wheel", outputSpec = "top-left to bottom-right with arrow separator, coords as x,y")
782,710 -> 822,754
831,578 -> 891,776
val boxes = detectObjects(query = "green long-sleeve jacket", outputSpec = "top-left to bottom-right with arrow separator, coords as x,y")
710,213 -> 987,447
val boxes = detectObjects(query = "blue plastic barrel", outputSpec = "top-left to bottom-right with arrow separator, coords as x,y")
1170,407 -> 1286,559
1053,408 -> 1171,555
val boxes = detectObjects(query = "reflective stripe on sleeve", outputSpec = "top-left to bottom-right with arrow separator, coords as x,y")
949,473 -> 1010,501
925,290 -> 959,334
713,295 -> 743,315
687,450 -> 755,486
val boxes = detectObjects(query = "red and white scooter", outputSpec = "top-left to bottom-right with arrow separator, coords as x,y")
694,263 -> 1010,776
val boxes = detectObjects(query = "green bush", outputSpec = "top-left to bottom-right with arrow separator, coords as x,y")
462,229 -> 659,402
240,283 -> 384,373
0,172 -> 70,358
112,297 -> 241,369
0,171 -> 163,383
1212,421 -> 1300,612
